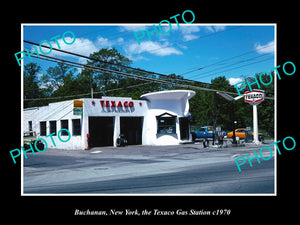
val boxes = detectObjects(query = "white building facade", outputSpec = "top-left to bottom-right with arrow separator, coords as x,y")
23,90 -> 195,150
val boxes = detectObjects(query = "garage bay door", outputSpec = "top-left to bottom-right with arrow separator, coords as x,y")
120,117 -> 143,145
89,117 -> 114,147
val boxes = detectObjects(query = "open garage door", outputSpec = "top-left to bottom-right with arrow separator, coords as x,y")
89,117 -> 114,147
120,117 -> 143,145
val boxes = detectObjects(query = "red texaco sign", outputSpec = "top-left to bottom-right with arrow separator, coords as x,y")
244,89 -> 265,105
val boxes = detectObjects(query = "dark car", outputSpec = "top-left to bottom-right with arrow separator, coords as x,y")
23,131 -> 45,151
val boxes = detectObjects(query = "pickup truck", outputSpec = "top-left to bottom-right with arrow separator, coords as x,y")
191,126 -> 226,141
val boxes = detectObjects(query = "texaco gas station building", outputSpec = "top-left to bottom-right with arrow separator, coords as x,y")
23,90 -> 195,150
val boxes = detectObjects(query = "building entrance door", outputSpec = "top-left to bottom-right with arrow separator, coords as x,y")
179,117 -> 190,140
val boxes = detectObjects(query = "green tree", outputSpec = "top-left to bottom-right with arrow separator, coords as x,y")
79,48 -> 169,99
41,62 -> 79,101
80,48 -> 132,97
255,72 -> 274,137
210,76 -> 232,128
24,63 -> 42,108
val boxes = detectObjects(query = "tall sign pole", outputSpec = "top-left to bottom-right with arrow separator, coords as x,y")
253,104 -> 258,144
244,89 -> 265,144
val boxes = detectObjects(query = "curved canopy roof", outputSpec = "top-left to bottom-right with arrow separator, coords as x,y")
140,90 -> 195,101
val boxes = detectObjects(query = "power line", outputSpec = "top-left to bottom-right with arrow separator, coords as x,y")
25,79 -> 153,101
31,25 -> 242,58
23,39 -> 238,91
23,25 -> 271,89
26,52 -> 274,100
188,56 -> 274,80
178,43 -> 275,77
24,26 -> 242,84
127,26 -> 243,56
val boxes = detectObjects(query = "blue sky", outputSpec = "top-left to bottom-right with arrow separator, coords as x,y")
23,24 -> 275,85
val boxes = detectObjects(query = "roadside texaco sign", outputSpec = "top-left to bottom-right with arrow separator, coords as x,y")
244,89 -> 265,105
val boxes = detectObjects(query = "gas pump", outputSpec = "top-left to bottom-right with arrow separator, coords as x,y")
245,127 -> 252,143
215,127 -> 224,146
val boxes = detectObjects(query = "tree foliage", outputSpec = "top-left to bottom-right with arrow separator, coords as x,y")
23,48 -> 275,137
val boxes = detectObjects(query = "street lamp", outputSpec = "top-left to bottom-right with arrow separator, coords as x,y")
216,91 -> 243,145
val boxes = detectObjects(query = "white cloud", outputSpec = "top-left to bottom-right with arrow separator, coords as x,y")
125,41 -> 183,57
116,37 -> 124,43
255,41 -> 274,54
97,36 -> 124,49
182,34 -> 199,41
96,37 -> 114,48
38,37 -> 98,58
214,26 -> 226,32
228,77 -> 243,85
37,35 -> 126,64
128,55 -> 149,62
179,26 -> 200,41
120,25 -> 147,32
180,26 -> 200,34
205,26 -> 226,32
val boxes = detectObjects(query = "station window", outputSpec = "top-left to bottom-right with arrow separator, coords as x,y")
60,120 -> 69,136
50,121 -> 57,135
72,119 -> 81,136
40,121 -> 46,136
156,113 -> 176,135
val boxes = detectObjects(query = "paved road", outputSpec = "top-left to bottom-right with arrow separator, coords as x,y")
23,142 -> 275,194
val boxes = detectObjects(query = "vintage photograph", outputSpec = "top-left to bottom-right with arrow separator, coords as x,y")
20,23 -> 276,195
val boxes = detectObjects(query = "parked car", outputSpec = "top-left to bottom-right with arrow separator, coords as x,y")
23,131 -> 44,151
227,128 -> 264,142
